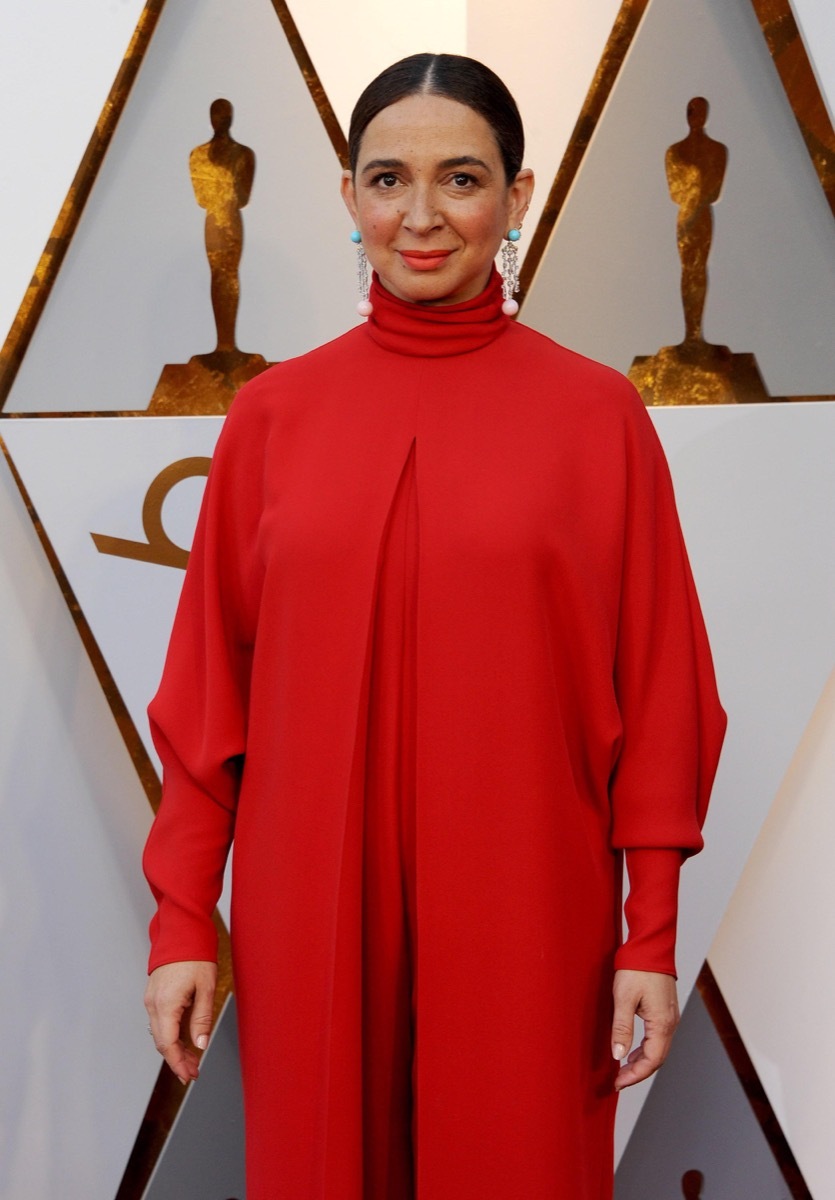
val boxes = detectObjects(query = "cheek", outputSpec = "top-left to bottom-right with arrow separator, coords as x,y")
462,203 -> 508,245
361,206 -> 400,240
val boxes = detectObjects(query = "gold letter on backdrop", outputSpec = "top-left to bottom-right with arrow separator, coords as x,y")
91,456 -> 211,569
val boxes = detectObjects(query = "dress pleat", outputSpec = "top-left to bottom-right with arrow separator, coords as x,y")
361,438 -> 419,1199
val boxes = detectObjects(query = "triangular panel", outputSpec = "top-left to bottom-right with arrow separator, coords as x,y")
5,0 -> 355,414
616,979 -> 797,1198
0,444 -> 160,1198
710,666 -> 835,1200
1,416 -> 222,768
523,0 -> 835,397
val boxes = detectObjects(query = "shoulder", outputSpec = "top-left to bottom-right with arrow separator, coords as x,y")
218,324 -> 369,434
507,320 -> 651,430
240,325 -> 369,395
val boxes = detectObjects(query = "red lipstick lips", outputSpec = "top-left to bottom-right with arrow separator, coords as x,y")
398,250 -> 452,271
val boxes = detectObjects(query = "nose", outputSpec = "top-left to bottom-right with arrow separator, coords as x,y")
402,185 -> 443,235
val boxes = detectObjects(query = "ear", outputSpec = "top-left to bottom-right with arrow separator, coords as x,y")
341,170 -> 359,226
507,168 -> 534,234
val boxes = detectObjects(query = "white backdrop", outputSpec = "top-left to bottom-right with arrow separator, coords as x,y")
1,2 -> 834,1196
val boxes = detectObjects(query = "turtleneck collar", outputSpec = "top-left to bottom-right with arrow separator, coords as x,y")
364,266 -> 510,357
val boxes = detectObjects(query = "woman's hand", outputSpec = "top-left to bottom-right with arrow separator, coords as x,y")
611,969 -> 680,1090
144,960 -> 217,1085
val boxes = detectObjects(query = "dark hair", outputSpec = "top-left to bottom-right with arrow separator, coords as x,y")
348,53 -> 524,183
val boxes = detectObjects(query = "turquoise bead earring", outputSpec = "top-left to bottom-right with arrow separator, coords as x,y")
501,228 -> 522,316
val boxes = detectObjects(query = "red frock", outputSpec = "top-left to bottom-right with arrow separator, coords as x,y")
144,269 -> 726,1198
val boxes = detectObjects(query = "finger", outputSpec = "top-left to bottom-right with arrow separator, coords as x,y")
145,981 -> 197,1085
164,1040 -> 200,1085
146,1009 -> 197,1085
153,1015 -> 198,1085
610,991 -> 636,1062
189,975 -> 216,1053
614,1014 -> 677,1090
615,1038 -> 665,1090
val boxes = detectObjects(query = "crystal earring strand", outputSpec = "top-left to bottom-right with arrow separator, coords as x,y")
350,230 -> 373,317
501,228 -> 522,316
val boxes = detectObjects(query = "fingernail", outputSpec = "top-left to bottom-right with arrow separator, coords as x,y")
613,1044 -> 626,1060
196,1035 -> 208,1051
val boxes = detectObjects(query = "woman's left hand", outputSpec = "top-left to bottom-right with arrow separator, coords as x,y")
610,969 -> 680,1090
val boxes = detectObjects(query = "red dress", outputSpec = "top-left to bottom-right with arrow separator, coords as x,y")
144,269 -> 726,1198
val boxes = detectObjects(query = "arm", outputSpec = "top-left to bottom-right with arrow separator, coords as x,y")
142,388 -> 267,1073
607,389 -> 726,1086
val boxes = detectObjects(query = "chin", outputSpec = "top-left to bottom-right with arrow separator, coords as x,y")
384,272 -> 480,308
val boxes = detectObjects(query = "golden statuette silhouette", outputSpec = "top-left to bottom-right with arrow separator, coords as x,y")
148,99 -> 270,414
629,97 -> 770,405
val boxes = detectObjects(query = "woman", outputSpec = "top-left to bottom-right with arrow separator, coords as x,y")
144,53 -> 726,1199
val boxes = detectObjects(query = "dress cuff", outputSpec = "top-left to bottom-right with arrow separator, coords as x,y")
147,904 -> 219,975
614,847 -> 684,977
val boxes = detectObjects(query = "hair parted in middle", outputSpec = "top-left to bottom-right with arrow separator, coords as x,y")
347,53 -> 525,184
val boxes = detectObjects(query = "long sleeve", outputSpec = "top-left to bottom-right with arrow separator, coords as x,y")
142,389 -> 267,972
609,391 -> 727,975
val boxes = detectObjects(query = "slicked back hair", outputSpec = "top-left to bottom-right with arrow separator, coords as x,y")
347,53 -> 525,183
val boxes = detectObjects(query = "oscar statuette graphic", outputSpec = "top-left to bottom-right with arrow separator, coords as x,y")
629,97 -> 770,405
149,98 -> 271,414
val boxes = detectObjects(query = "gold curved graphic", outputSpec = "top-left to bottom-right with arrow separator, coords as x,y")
91,456 -> 211,568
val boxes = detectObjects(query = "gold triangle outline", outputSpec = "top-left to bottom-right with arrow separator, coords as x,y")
518,0 -> 835,333
0,0 -> 348,413
519,0 -> 650,302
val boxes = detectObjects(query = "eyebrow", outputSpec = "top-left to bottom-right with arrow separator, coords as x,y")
438,156 -> 491,172
361,158 -> 405,174
359,155 -> 492,175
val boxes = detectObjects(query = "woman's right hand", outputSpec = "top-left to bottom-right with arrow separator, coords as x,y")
144,960 -> 217,1084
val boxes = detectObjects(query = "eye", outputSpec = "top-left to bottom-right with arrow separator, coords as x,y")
371,172 -> 399,189
450,173 -> 477,188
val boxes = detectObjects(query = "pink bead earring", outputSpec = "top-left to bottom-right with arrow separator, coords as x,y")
350,230 -> 373,317
501,228 -> 521,316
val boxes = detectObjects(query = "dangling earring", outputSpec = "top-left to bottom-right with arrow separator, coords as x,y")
501,228 -> 522,316
350,230 -> 373,317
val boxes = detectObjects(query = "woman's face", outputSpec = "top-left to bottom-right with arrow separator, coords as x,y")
341,92 -> 533,307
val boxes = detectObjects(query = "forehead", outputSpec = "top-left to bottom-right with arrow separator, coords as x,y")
358,93 -> 501,165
